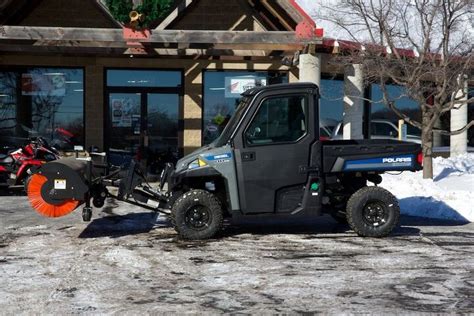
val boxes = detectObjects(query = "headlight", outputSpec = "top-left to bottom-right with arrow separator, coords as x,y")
188,158 -> 207,170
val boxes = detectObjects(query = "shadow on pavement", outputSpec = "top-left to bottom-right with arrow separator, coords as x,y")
222,215 -> 423,238
78,212 -> 170,238
400,215 -> 470,226
77,212 -> 469,240
399,197 -> 470,223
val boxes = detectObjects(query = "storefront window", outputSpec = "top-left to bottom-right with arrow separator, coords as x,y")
370,84 -> 420,139
0,68 -> 84,151
203,71 -> 288,144
319,78 -> 344,139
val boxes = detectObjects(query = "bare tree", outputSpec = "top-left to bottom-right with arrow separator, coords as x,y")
316,0 -> 473,179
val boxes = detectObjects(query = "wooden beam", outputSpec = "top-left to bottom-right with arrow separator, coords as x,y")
0,26 -> 321,45
155,0 -> 194,30
154,48 -> 271,56
0,43 -> 287,57
32,40 -> 128,48
0,43 -> 126,55
260,0 -> 294,31
212,43 -> 303,51
274,0 -> 304,25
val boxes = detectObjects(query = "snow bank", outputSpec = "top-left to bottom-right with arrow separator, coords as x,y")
381,154 -> 474,222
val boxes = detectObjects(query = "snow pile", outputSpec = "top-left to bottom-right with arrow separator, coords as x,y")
382,154 -> 474,222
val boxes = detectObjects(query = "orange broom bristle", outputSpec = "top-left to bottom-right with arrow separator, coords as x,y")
27,174 -> 80,218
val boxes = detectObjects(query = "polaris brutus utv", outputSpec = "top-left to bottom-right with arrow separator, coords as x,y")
26,83 -> 423,240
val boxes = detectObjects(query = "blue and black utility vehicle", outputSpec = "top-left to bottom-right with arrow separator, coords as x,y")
27,83 -> 423,240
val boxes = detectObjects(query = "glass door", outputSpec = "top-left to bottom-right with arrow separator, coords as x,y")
108,93 -> 142,166
107,92 -> 180,172
105,69 -> 183,171
146,93 -> 180,174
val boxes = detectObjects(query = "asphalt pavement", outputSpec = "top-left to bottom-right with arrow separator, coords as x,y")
0,196 -> 473,314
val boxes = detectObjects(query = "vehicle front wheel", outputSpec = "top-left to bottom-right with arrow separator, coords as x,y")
171,189 -> 223,240
346,186 -> 399,237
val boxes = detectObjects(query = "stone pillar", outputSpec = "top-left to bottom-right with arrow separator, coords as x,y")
450,78 -> 468,156
343,64 -> 364,139
183,62 -> 203,155
298,53 -> 321,86
85,65 -> 104,151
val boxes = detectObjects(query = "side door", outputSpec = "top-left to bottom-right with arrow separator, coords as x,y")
233,91 -> 316,214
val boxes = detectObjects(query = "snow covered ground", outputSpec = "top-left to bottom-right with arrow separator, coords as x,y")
382,154 -> 474,222
1,198 -> 473,314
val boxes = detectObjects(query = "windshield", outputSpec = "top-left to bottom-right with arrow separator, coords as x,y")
212,96 -> 252,147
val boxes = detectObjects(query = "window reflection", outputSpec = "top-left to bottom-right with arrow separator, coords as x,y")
0,72 -> 18,149
319,78 -> 344,139
203,71 -> 288,145
0,68 -> 84,151
371,84 -> 421,139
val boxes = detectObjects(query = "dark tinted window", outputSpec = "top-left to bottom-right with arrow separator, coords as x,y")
245,95 -> 307,145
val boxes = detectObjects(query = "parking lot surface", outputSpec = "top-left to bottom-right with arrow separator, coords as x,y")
1,196 -> 473,314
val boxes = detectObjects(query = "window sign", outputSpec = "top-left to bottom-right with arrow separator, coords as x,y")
225,76 -> 267,98
21,73 -> 66,96
111,98 -> 140,128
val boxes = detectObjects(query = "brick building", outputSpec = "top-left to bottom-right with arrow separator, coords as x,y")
0,0 -> 471,171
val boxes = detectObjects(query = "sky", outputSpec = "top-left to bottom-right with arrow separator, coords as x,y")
296,0 -> 342,38
295,0 -> 473,50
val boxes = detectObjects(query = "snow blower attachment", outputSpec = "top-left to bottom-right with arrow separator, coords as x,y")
27,158 -> 90,218
27,158 -> 169,221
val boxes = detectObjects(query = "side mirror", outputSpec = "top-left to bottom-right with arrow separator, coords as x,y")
246,126 -> 261,143
252,127 -> 261,137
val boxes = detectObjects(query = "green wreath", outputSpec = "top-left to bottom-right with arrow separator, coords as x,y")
105,0 -> 173,28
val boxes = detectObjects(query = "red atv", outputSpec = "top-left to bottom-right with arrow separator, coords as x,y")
0,136 -> 60,191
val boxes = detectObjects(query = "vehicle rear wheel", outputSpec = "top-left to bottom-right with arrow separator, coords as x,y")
171,189 -> 223,240
346,186 -> 399,237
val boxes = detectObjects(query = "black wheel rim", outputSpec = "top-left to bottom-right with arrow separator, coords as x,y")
184,205 -> 211,231
362,201 -> 388,227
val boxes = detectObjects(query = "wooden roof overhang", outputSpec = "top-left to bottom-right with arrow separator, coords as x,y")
0,26 -> 322,58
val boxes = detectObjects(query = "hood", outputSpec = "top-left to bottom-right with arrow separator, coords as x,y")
175,144 -> 214,172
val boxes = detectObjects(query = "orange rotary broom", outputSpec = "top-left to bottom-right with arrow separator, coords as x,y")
27,158 -> 90,218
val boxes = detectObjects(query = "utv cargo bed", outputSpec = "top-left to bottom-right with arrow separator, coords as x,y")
322,139 -> 422,173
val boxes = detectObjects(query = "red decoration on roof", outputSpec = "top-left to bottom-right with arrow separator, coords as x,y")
290,0 -> 324,39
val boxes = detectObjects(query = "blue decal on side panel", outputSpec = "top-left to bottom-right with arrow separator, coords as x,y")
202,152 -> 233,161
343,155 -> 415,171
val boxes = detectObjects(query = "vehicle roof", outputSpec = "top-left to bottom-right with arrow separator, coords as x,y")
242,82 -> 319,97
